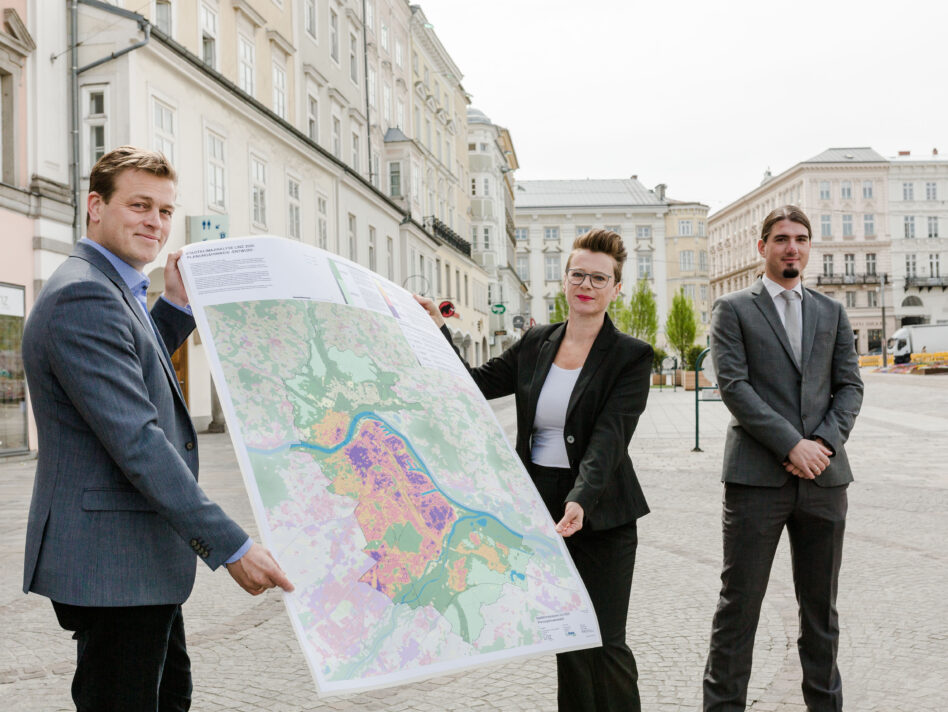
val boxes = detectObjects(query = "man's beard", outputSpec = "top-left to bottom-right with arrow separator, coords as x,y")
782,267 -> 800,279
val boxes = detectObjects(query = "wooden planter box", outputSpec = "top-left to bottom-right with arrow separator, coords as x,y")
683,370 -> 712,391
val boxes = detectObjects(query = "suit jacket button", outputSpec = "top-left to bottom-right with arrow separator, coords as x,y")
185,441 -> 195,451
190,538 -> 198,547
566,435 -> 575,444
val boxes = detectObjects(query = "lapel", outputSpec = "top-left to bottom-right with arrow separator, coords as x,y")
751,278 -> 801,373
565,313 -> 618,422
525,322 -> 565,432
74,242 -> 185,401
799,287 -> 819,367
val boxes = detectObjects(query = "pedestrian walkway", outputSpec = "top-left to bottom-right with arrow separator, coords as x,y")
1,372 -> 945,710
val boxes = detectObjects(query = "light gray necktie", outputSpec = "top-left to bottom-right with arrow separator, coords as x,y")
780,290 -> 802,364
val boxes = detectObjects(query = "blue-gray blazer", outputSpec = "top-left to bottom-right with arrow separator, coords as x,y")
22,241 -> 247,606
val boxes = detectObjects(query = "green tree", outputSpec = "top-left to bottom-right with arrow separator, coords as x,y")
608,296 -> 632,332
665,288 -> 699,364
550,291 -> 569,323
626,279 -> 659,345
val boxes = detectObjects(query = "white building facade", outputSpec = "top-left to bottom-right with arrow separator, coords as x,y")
513,179 -> 670,331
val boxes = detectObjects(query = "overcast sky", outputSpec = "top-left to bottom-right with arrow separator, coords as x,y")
417,0 -> 948,213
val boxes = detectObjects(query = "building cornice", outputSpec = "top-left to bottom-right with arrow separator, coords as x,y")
230,0 -> 266,29
266,28 -> 295,56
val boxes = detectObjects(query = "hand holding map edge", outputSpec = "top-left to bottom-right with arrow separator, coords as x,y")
555,502 -> 584,537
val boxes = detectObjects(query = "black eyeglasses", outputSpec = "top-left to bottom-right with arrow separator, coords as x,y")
565,269 -> 612,289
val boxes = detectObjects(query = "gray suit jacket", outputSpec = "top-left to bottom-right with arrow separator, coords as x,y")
22,241 -> 247,606
710,279 -> 863,487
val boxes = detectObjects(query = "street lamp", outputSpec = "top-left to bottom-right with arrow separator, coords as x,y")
879,272 -> 888,368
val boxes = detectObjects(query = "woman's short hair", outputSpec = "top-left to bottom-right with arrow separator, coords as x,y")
566,228 -> 627,283
760,205 -> 811,243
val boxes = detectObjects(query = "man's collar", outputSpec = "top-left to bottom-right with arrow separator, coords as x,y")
761,274 -> 802,298
80,238 -> 149,293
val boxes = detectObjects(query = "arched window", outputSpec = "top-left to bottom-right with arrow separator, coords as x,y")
901,295 -> 923,307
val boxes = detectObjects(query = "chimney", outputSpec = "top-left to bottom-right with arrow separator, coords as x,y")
898,150 -> 911,156
654,183 -> 666,201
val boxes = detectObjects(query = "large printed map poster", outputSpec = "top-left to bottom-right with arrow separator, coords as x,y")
179,236 -> 599,695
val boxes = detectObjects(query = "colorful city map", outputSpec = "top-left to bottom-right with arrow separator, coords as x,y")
181,238 -> 598,695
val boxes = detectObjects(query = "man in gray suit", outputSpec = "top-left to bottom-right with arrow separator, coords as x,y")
22,146 -> 293,711
703,205 -> 863,711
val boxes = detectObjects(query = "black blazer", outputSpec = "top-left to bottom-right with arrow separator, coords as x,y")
445,313 -> 653,530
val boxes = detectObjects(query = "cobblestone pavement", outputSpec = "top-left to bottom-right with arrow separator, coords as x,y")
1,371 -> 946,710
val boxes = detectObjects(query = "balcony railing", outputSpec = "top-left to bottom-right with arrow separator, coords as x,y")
816,273 -> 882,286
424,216 -> 471,256
905,276 -> 948,290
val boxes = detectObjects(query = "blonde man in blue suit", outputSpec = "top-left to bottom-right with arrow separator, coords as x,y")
702,206 -> 863,711
22,146 -> 293,711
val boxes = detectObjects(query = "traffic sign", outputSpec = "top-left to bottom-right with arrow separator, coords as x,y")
490,304 -> 506,314
512,315 -> 525,329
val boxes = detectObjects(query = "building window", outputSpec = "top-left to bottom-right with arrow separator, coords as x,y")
679,250 -> 695,271
515,227 -> 528,241
306,95 -> 318,141
382,84 -> 392,126
864,214 -> 875,236
822,253 -> 834,277
482,226 -> 490,250
906,253 -> 916,277
819,181 -> 830,200
903,182 -> 914,201
205,130 -> 225,209
677,219 -> 694,236
862,180 -> 873,199
470,177 -> 476,196
238,35 -> 255,94
351,133 -> 360,170
841,214 -> 853,237
840,181 -> 852,199
698,250 -> 708,271
904,216 -> 916,238
331,116 -> 341,158
867,290 -> 878,307
389,161 -> 401,197
516,254 -> 529,281
155,0 -> 172,34
821,214 -> 831,238
396,98 -> 405,129
928,216 -> 939,238
544,227 -> 560,241
152,98 -> 175,162
317,195 -> 328,249
926,182 -> 937,201
329,10 -> 339,62
683,284 -> 695,299
395,39 -> 403,67
470,226 -> 477,247
305,0 -> 317,39
287,177 -> 301,240
931,253 -> 941,277
865,253 -> 876,275
0,283 -> 27,453
380,22 -> 388,50
844,253 -> 855,276
636,226 -> 651,239
483,177 -> 489,196
368,67 -> 377,107
575,225 -> 591,236
368,227 -> 377,272
82,86 -> 108,172
349,33 -> 359,83
272,63 -> 287,119
201,4 -> 217,68
348,213 -> 357,260
698,220 -> 706,237
700,284 -> 708,301
845,291 -> 856,308
544,254 -> 560,281
251,156 -> 267,227
638,255 -> 653,280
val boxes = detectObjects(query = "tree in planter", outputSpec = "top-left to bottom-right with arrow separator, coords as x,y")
550,291 -> 569,323
665,288 -> 699,366
685,343 -> 706,371
608,295 -> 632,333
627,279 -> 659,345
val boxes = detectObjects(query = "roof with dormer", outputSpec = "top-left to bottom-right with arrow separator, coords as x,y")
514,178 -> 663,209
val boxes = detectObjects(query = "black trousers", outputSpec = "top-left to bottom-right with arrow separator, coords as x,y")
52,601 -> 192,712
531,463 -> 641,712
703,478 -> 848,712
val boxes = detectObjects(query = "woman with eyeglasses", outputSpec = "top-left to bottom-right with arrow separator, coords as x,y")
415,228 -> 653,711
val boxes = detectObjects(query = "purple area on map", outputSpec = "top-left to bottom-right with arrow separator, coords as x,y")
424,503 -> 452,531
405,469 -> 428,487
348,445 -> 372,470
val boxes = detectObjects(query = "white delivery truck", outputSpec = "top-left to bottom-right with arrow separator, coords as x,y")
887,323 -> 948,363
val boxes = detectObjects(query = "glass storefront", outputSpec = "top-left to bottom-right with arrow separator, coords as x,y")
0,283 -> 28,455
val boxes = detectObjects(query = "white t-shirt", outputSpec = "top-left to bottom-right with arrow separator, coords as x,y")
530,364 -> 582,467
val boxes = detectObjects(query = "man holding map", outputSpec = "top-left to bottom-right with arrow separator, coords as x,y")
21,146 -> 292,711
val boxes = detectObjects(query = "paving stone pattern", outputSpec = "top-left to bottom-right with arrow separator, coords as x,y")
1,372 -> 945,710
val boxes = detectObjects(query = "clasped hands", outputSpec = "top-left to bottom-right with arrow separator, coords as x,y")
783,437 -> 832,479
